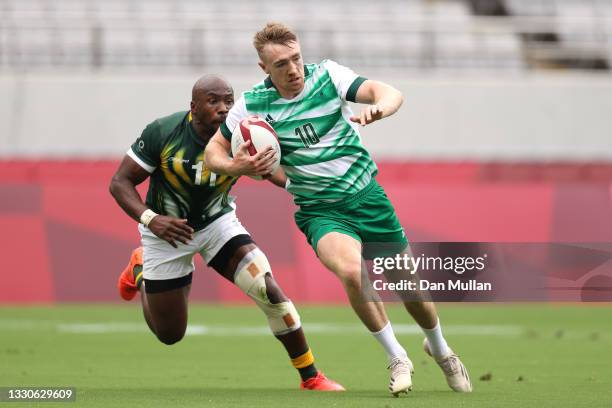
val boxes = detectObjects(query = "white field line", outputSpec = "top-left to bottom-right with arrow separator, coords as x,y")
0,319 -> 521,336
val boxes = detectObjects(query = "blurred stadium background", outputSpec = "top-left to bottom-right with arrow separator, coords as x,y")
2,1 -> 612,407
1,0 -> 611,303
0,0 -> 612,303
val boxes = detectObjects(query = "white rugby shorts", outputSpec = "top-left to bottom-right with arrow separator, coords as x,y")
139,210 -> 249,280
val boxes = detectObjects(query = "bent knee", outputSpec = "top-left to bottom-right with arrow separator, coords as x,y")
156,328 -> 186,345
263,274 -> 288,304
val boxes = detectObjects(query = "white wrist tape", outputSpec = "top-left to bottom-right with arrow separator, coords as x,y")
140,209 -> 158,227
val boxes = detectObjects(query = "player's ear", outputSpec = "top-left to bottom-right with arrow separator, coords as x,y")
190,100 -> 196,113
258,60 -> 269,74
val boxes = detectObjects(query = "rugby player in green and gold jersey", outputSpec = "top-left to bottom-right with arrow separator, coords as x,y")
109,75 -> 343,391
205,23 -> 472,396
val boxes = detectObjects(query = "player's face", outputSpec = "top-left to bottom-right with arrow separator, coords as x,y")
259,41 -> 305,98
192,85 -> 234,130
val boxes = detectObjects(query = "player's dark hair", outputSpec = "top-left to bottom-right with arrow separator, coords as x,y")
253,22 -> 298,55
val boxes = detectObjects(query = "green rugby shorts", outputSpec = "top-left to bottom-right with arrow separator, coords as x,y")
294,179 -> 408,259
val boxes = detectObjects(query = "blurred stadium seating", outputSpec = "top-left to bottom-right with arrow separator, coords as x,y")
1,0 -> 611,71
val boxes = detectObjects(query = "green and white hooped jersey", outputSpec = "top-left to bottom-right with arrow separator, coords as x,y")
220,60 -> 378,207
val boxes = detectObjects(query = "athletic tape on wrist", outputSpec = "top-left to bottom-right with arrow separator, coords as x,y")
140,209 -> 158,227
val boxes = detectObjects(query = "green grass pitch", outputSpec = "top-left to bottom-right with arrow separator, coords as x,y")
1,304 -> 611,407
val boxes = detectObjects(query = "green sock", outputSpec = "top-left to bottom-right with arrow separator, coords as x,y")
133,265 -> 144,289
298,364 -> 318,381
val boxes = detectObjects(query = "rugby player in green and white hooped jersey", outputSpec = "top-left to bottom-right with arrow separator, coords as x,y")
205,23 -> 472,396
109,75 -> 344,391
220,59 -> 377,207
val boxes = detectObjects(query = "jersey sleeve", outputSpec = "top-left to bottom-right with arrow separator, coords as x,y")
323,59 -> 368,103
219,95 -> 249,142
127,120 -> 163,173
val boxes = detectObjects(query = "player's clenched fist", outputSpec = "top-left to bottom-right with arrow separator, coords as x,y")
148,215 -> 194,248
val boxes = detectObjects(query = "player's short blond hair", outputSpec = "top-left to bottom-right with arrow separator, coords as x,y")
253,22 -> 298,56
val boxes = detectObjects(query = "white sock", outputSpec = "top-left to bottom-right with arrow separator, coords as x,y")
422,318 -> 450,358
371,321 -> 408,362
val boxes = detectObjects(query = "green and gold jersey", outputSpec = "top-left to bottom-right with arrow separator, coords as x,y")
128,111 -> 238,231
220,59 -> 377,207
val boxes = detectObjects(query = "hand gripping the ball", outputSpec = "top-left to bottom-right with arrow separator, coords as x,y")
230,140 -> 278,177
230,115 -> 281,179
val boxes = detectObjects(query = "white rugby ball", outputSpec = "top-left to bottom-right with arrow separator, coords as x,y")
231,115 -> 281,179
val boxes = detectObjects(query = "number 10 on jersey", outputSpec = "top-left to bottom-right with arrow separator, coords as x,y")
295,123 -> 320,148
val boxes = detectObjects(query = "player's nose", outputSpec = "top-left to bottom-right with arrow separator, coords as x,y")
287,61 -> 299,75
218,102 -> 230,114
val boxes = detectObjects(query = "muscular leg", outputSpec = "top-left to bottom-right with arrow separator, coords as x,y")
212,242 -> 318,381
389,246 -> 446,351
402,301 -> 437,329
216,243 -> 310,357
119,246 -> 192,345
381,247 -> 439,330
316,232 -> 412,395
316,232 -> 389,332
261,274 -> 311,359
381,246 -> 449,357
140,280 -> 191,345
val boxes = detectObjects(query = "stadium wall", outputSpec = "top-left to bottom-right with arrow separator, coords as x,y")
1,160 -> 611,303
1,72 -> 611,160
2,72 -> 610,303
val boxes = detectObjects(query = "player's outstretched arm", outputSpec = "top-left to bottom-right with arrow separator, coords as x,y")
109,156 -> 193,248
205,129 -> 277,177
350,80 -> 404,126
